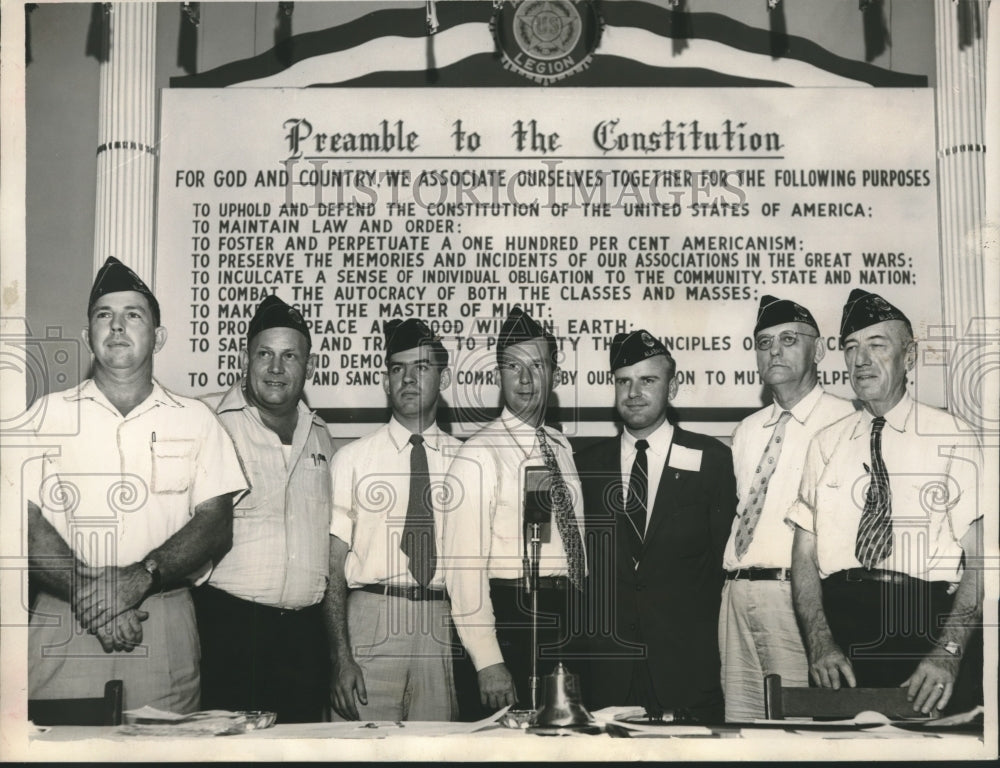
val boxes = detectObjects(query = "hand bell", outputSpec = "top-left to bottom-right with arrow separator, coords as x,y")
532,663 -> 595,729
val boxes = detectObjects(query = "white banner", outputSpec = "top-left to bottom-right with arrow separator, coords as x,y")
155,87 -> 942,429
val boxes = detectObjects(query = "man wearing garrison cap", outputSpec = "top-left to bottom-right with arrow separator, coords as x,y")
718,296 -> 854,722
575,330 -> 735,723
325,318 -> 461,721
788,289 -> 983,715
444,307 -> 586,712
26,257 -> 247,713
194,294 -> 335,722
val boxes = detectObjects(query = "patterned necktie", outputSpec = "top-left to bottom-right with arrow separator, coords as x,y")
855,416 -> 893,569
402,434 -> 437,586
734,411 -> 792,559
626,439 -> 649,562
535,427 -> 585,591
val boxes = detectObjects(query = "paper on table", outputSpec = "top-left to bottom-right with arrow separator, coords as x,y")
347,705 -> 511,736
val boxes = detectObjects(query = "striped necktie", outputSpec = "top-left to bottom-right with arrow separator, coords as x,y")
855,416 -> 893,569
734,411 -> 792,559
536,428 -> 584,591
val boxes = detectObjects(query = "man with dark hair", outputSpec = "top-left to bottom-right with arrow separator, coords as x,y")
194,293 -> 334,722
576,330 -> 736,722
789,288 -> 983,715
27,256 -> 247,713
325,318 -> 460,721
444,306 -> 586,711
718,296 -> 854,721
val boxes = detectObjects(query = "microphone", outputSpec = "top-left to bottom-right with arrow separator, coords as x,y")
523,466 -> 553,525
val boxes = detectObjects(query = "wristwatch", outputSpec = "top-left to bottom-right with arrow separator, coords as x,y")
940,640 -> 961,657
142,557 -> 162,595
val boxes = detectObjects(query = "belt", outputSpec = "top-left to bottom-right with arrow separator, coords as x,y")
831,568 -> 942,587
726,567 -> 791,581
355,583 -> 449,601
490,576 -> 570,591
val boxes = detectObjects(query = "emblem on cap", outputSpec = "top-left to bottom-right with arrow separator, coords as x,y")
491,0 -> 602,85
641,332 -> 656,348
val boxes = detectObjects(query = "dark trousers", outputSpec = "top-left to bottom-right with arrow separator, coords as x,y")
192,585 -> 330,723
489,580 -> 583,710
821,574 -> 982,715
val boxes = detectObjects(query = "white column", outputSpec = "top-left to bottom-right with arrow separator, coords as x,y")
92,2 -> 157,284
933,0 -> 990,426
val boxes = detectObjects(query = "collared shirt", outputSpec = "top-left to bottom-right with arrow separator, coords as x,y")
620,420 -> 674,532
723,386 -> 855,570
329,417 -> 461,590
204,384 -> 335,609
443,409 -> 587,672
25,379 -> 247,578
787,393 -> 983,582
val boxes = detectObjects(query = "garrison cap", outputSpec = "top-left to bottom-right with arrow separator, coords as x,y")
88,256 -> 160,325
247,294 -> 311,347
610,329 -> 672,371
384,318 -> 448,366
754,294 -> 819,336
839,288 -> 912,345
496,306 -> 557,365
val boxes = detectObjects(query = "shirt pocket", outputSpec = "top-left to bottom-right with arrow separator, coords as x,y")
150,438 -> 195,494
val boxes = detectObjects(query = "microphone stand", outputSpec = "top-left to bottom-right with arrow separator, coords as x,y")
525,521 -> 542,712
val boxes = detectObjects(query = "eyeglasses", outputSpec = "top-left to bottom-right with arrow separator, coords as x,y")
755,331 -> 818,351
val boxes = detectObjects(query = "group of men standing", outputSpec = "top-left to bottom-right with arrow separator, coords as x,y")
26,256 -> 984,724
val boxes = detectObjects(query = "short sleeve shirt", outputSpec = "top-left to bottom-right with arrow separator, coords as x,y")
25,379 -> 248,579
787,394 -> 982,582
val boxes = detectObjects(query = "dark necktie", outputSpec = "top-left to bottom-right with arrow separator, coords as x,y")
734,411 -> 792,559
402,434 -> 437,586
535,428 -> 585,591
855,416 -> 893,569
625,439 -> 649,563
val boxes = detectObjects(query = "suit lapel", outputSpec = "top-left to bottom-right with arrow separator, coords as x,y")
641,428 -> 694,552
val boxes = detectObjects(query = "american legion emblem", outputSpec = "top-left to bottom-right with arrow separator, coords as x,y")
492,0 -> 603,85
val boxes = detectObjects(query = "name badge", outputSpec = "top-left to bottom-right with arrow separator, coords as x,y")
668,445 -> 702,473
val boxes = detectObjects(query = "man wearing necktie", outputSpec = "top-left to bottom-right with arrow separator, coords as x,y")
575,331 -> 736,723
789,289 -> 984,716
718,296 -> 855,722
324,319 -> 461,721
443,307 -> 586,712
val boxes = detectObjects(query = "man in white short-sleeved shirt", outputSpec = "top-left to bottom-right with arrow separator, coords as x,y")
324,319 -> 461,721
788,289 -> 983,717
719,295 -> 854,722
27,257 -> 247,714
195,294 -> 334,722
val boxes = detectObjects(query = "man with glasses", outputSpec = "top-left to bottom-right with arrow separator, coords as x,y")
719,295 -> 854,722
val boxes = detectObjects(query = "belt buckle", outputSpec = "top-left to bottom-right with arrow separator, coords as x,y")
845,569 -> 863,583
407,585 -> 421,601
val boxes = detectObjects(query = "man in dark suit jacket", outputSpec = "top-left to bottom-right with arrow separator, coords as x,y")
575,330 -> 736,723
